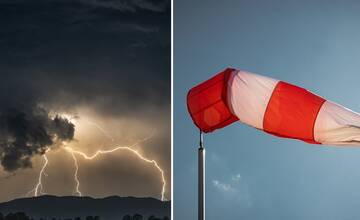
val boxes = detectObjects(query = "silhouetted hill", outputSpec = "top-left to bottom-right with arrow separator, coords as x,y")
0,195 -> 170,220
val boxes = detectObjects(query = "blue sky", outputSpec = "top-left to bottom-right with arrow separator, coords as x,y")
174,0 -> 360,219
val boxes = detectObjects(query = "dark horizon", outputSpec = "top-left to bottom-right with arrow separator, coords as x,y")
0,195 -> 170,220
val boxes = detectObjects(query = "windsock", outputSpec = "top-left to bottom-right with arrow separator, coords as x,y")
187,68 -> 360,146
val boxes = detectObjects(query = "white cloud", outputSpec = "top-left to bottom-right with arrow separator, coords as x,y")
212,173 -> 241,193
212,180 -> 234,192
211,173 -> 253,208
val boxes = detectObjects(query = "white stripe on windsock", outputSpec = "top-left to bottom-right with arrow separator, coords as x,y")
227,70 -> 279,130
314,101 -> 360,145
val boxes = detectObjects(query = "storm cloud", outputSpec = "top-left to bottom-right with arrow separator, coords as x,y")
0,0 -> 170,116
0,106 -> 74,172
0,0 -> 170,199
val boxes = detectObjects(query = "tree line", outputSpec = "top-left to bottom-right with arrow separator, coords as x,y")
0,212 -> 170,220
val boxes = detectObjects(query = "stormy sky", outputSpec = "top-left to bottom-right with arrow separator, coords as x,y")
0,0 -> 170,202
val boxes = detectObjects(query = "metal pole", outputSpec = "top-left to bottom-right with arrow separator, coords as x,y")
198,131 -> 205,220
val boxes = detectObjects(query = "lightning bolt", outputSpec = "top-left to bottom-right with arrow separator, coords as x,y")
65,132 -> 167,201
26,153 -> 49,197
84,119 -> 115,142
25,118 -> 167,201
70,151 -> 81,196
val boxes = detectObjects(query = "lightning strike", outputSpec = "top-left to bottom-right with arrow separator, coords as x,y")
84,119 -> 115,142
26,153 -> 49,197
65,132 -> 167,201
70,151 -> 82,196
24,117 -> 167,202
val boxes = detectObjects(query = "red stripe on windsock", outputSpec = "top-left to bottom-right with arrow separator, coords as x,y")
187,68 -> 239,133
263,81 -> 326,144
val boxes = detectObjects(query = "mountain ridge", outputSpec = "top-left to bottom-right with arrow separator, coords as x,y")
0,195 -> 170,220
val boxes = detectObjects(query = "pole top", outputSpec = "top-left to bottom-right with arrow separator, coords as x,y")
199,130 -> 204,149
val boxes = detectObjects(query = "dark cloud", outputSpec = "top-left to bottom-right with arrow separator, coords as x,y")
0,81 -> 75,172
0,0 -> 169,12
77,0 -> 170,12
0,106 -> 74,172
0,0 -> 170,115
0,0 -> 170,174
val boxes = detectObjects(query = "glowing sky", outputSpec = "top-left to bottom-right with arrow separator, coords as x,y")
0,0 -> 170,203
